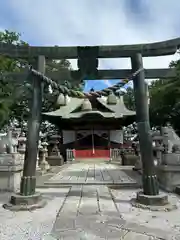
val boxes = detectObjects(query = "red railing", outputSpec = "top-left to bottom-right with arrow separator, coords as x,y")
75,149 -> 110,158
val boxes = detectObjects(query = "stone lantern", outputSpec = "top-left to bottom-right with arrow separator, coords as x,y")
46,134 -> 64,166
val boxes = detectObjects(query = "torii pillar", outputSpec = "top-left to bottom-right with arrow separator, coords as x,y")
131,53 -> 170,207
3,56 -> 47,211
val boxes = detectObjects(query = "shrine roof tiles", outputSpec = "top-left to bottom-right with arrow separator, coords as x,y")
97,97 -> 135,116
42,95 -> 135,120
42,98 -> 84,117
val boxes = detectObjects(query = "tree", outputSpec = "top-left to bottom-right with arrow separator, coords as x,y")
149,58 -> 180,132
0,30 -> 84,130
0,30 -> 28,129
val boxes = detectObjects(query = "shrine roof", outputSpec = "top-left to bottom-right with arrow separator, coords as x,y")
97,97 -> 135,116
42,96 -> 135,120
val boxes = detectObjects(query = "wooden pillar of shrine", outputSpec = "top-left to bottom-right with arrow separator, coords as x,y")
131,53 -> 159,196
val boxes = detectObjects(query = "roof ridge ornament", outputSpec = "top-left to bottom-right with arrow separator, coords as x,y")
107,92 -> 117,105
56,93 -> 66,107
81,98 -> 92,111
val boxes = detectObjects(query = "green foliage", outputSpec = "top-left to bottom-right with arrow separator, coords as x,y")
0,30 -> 27,129
149,59 -> 180,131
123,58 -> 180,133
0,30 -> 84,129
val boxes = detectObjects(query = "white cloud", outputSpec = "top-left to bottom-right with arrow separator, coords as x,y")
0,0 -> 180,72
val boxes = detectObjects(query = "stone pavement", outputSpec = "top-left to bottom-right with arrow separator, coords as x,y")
46,186 -> 180,240
0,162 -> 180,239
1,186 -> 180,239
44,162 -> 139,187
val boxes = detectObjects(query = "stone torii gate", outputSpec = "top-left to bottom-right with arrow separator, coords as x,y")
1,38 -> 179,210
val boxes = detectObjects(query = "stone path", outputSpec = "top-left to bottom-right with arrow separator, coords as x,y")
0,187 -> 180,239
46,185 -> 180,239
1,162 -> 180,239
45,162 -> 138,187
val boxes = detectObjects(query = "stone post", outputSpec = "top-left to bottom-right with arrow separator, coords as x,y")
3,55 -> 46,211
152,134 -> 163,166
17,132 -> 26,162
6,130 -> 13,154
161,127 -> 170,154
39,142 -> 50,172
131,53 -> 159,196
133,143 -> 142,171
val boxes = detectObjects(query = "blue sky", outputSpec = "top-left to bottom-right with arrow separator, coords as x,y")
0,0 -> 180,91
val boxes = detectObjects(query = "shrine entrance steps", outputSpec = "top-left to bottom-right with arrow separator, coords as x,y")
43,162 -> 140,188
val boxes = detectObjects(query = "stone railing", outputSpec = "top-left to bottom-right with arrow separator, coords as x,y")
110,148 -> 122,164
66,149 -> 75,161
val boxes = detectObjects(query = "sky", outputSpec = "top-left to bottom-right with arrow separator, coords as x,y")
0,0 -> 180,92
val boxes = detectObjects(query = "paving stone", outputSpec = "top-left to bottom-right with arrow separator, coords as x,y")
53,216 -> 76,231
42,234 -> 58,240
3,162 -> 180,239
46,163 -> 137,186
123,231 -> 155,240
122,222 -> 176,240
97,185 -> 120,218
75,215 -> 128,239
53,229 -> 84,239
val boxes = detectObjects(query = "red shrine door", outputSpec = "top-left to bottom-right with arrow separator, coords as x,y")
75,130 -> 110,159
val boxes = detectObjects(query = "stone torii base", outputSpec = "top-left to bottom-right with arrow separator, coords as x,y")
3,192 -> 46,211
131,191 -> 177,211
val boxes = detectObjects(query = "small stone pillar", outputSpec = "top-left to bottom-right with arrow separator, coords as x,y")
39,142 -> 50,172
0,141 -> 7,154
18,133 -> 27,162
11,131 -> 19,154
36,140 -> 42,170
161,127 -> 172,153
133,144 -> 142,171
152,134 -> 163,166
6,130 -> 13,154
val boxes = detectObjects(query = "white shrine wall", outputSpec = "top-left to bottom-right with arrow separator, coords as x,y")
62,130 -> 76,144
110,130 -> 123,144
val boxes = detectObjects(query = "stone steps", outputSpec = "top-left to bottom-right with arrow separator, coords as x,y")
43,181 -> 140,188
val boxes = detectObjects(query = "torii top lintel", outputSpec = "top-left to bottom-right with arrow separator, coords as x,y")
0,37 -> 179,59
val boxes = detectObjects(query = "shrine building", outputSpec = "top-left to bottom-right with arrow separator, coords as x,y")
43,92 -> 135,160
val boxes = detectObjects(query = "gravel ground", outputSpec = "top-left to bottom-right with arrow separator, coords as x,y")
0,188 -> 70,240
111,189 -> 180,238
